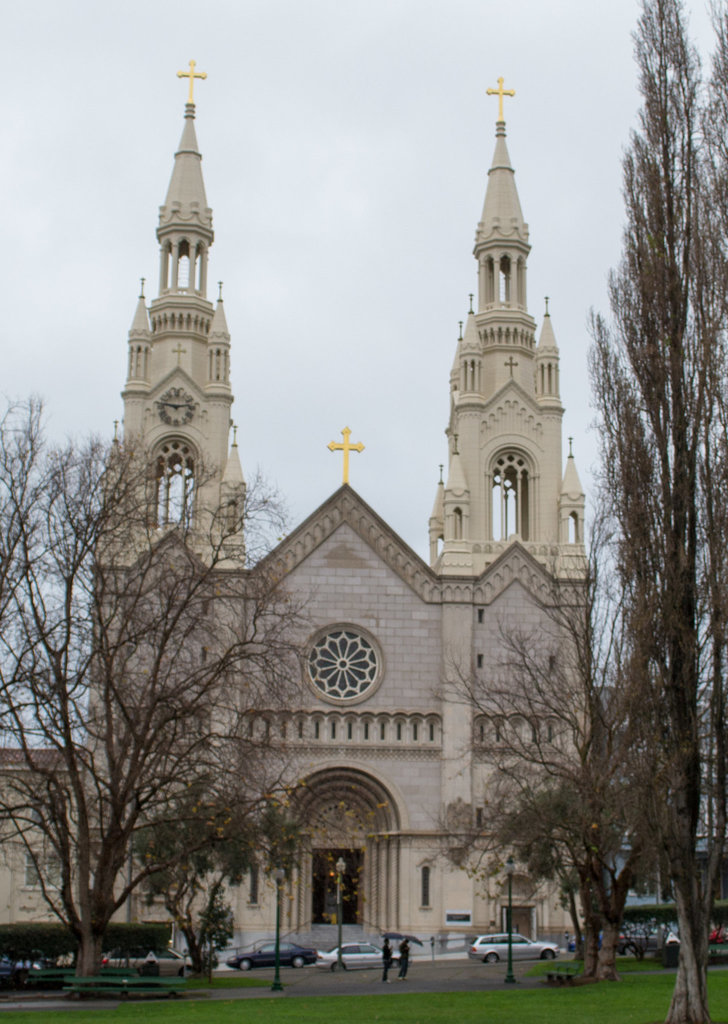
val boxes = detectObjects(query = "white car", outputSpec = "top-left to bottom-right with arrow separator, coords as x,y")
316,943 -> 398,971
468,933 -> 559,963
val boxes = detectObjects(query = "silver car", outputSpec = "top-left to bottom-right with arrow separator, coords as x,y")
468,933 -> 559,963
316,943 -> 398,971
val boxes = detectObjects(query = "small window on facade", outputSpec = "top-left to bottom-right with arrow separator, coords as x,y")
413,723 -> 419,741
347,721 -> 353,740
364,722 -> 370,740
476,654 -> 483,668
396,722 -> 402,741
429,722 -> 435,742
421,865 -> 431,907
476,807 -> 483,828
298,719 -> 304,739
479,722 -> 484,742
249,864 -> 259,904
477,609 -> 484,624
331,721 -> 336,740
314,721 -> 320,739
380,721 -> 386,740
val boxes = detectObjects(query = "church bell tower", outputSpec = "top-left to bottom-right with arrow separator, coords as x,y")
429,81 -> 585,577
121,64 -> 245,555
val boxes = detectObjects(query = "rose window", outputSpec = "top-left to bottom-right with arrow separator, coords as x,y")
308,629 -> 379,701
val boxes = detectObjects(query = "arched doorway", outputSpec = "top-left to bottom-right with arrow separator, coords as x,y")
292,767 -> 401,933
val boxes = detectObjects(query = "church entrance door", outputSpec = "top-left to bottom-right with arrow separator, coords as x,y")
311,848 -> 363,925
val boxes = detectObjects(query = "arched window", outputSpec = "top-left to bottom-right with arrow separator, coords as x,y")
492,452 -> 530,540
499,255 -> 511,303
421,865 -> 431,907
249,863 -> 259,904
155,440 -> 195,527
569,511 -> 579,543
453,507 -> 463,540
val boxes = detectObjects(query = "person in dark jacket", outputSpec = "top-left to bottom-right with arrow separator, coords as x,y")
381,937 -> 393,982
397,938 -> 410,979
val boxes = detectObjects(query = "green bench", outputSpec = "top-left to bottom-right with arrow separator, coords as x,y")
64,973 -> 186,998
545,964 -> 581,985
26,967 -> 76,989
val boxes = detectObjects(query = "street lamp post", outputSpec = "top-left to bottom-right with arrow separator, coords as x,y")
336,857 -> 346,970
504,856 -> 516,984
271,867 -> 286,992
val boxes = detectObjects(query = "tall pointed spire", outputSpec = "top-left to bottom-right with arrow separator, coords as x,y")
159,103 -> 212,239
433,86 -> 580,577
122,72 -> 242,561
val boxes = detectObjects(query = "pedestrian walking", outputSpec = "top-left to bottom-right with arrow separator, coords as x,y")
381,937 -> 393,982
397,938 -> 410,979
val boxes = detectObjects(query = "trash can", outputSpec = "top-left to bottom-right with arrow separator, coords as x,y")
662,943 -> 679,968
138,962 -> 160,976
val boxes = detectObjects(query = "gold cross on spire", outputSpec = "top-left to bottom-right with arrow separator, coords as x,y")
486,76 -> 515,122
328,427 -> 365,485
177,60 -> 207,104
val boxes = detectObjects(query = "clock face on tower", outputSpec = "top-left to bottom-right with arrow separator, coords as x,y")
157,387 -> 195,426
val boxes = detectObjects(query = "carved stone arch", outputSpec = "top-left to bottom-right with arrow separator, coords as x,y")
292,765 -> 406,931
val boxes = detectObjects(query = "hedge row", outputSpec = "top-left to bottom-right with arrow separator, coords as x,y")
622,900 -> 728,928
0,922 -> 171,961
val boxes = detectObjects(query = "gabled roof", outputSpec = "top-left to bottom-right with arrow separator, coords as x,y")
263,486 -> 561,607
263,485 -> 440,602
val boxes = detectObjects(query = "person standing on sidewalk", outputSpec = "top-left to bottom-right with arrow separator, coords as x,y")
397,938 -> 410,980
381,938 -> 393,982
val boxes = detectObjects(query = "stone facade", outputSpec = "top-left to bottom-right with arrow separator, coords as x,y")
0,94 -> 587,948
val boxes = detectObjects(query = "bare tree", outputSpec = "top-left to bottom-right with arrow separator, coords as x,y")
0,401 -> 304,975
460,519 -> 652,980
590,1 -> 728,1018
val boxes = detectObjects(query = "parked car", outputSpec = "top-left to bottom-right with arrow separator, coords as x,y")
468,933 -> 559,963
618,930 -> 679,957
315,943 -> 399,971
226,941 -> 318,970
100,948 -> 189,977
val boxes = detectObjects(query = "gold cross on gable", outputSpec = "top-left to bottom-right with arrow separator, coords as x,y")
505,356 -> 519,378
328,427 -> 365,485
486,76 -> 515,122
177,60 -> 208,104
172,343 -> 186,366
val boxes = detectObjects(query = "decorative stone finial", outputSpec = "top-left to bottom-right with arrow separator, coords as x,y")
139,277 -> 145,299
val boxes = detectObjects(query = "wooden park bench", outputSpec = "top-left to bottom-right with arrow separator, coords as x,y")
64,972 -> 186,998
545,964 -> 581,985
25,967 -> 76,989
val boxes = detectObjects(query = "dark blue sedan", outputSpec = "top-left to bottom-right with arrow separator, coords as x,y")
226,942 -> 317,970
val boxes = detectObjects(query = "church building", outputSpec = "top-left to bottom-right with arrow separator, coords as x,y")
119,71 -> 586,947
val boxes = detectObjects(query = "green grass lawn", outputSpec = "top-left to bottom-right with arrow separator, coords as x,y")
2,970 -> 727,1024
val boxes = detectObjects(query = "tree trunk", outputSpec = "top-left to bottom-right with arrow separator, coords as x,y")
76,928 -> 104,977
596,920 -> 621,981
664,886 -> 711,1024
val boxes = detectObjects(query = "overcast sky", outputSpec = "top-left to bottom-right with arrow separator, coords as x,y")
2,0 -> 716,561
